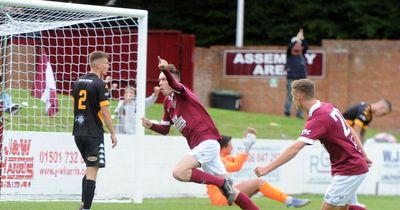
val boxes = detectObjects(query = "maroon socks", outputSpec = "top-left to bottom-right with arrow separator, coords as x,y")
349,205 -> 367,210
189,168 -> 224,186
234,192 -> 260,210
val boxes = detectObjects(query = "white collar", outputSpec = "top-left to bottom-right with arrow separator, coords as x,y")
168,92 -> 174,101
309,100 -> 321,117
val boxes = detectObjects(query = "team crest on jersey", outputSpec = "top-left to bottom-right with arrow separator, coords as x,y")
172,114 -> 186,132
301,129 -> 311,135
75,114 -> 85,125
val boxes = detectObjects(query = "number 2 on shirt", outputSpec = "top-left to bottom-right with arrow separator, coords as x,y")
78,90 -> 87,110
330,108 -> 351,137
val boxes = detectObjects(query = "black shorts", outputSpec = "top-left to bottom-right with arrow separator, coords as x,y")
74,136 -> 106,168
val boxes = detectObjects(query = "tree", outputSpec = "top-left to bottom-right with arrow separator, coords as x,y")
54,0 -> 400,46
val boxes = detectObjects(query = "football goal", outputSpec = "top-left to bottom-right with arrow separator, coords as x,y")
0,0 -> 147,203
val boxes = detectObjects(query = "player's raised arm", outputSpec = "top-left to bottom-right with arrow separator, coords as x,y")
158,56 -> 183,92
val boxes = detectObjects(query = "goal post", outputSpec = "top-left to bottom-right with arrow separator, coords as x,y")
0,0 -> 147,203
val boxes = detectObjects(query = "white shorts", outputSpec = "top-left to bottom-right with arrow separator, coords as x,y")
188,140 -> 227,176
324,173 -> 367,206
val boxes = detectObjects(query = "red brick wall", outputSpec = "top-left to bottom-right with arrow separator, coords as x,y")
193,40 -> 400,131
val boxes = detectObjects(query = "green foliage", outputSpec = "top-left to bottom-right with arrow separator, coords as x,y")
107,0 -> 400,46
0,195 -> 398,210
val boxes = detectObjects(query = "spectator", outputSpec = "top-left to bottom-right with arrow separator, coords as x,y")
115,86 -> 160,134
284,29 -> 308,119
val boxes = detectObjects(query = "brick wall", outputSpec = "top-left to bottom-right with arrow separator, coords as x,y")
6,45 -> 35,90
193,40 -> 400,131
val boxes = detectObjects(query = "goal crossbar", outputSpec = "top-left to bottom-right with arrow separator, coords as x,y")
0,0 -> 148,18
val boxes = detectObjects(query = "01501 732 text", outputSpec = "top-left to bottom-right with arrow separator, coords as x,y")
39,151 -> 84,164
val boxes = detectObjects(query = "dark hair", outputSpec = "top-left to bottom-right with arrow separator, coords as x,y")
89,51 -> 109,65
219,135 -> 232,148
166,64 -> 181,81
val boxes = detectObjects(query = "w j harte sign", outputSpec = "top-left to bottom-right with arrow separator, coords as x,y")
224,50 -> 325,78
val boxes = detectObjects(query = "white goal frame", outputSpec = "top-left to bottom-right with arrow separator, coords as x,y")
0,0 -> 148,203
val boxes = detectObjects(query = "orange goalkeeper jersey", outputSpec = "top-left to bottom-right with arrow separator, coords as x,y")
206,153 -> 249,205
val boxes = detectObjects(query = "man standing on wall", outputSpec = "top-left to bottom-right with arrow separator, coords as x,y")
284,29 -> 308,119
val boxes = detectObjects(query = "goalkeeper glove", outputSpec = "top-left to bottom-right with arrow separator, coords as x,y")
243,133 -> 256,154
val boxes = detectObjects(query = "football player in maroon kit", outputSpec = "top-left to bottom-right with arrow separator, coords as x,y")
254,79 -> 371,210
141,57 -> 259,210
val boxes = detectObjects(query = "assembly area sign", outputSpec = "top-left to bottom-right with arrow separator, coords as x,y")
224,50 -> 325,78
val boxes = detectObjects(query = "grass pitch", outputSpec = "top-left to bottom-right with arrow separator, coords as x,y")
0,195 -> 398,210
5,89 -> 396,141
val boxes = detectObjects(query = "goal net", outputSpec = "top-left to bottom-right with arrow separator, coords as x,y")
0,0 -> 148,202
0,0 -> 148,132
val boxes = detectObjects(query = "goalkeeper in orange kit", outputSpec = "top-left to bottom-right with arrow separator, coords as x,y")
207,128 -> 311,208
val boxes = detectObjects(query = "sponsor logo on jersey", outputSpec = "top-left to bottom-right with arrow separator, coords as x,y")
301,129 -> 311,135
75,114 -> 85,125
79,79 -> 93,83
172,114 -> 187,132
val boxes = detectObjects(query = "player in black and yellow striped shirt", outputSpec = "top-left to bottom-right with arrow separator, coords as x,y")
72,51 -> 118,210
343,99 -> 391,143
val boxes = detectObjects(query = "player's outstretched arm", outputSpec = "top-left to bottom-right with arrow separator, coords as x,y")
224,154 -> 248,172
141,117 -> 170,135
141,117 -> 153,128
254,141 -> 305,177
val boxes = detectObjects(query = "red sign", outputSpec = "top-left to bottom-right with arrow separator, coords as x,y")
1,139 -> 34,188
224,50 -> 325,78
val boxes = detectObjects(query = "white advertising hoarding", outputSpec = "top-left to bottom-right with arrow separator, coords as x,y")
1,132 -> 400,200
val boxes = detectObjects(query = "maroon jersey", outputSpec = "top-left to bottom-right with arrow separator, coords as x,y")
161,85 -> 221,149
298,101 -> 369,176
